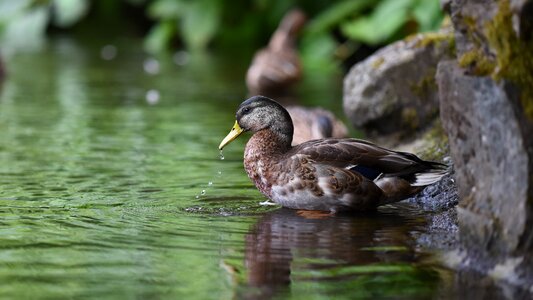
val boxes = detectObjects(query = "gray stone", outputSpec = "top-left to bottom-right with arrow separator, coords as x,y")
447,0 -> 498,59
343,30 -> 453,136
438,61 -> 531,255
437,0 -> 533,288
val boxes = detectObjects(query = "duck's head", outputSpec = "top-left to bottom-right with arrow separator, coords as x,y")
219,96 -> 293,150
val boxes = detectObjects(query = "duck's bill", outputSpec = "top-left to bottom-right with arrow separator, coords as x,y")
219,121 -> 244,150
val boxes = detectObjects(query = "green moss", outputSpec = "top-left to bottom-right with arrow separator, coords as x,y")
401,107 -> 420,130
455,0 -> 533,119
484,0 -> 533,119
410,69 -> 438,98
412,31 -> 454,50
371,57 -> 385,69
455,12 -> 498,76
463,15 -> 476,30
448,33 -> 457,56
404,31 -> 456,58
463,16 -> 479,44
417,120 -> 449,161
458,47 -> 496,76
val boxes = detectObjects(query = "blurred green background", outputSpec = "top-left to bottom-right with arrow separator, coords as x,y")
0,0 -> 444,70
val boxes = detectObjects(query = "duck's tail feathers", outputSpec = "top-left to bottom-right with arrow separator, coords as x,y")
411,163 -> 449,187
376,162 -> 449,206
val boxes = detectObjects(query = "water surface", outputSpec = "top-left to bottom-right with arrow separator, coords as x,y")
0,37 -> 447,299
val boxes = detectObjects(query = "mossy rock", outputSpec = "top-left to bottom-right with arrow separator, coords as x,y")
344,30 -> 455,139
454,0 -> 533,119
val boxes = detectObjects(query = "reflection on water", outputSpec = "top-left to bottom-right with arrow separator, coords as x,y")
241,207 -> 439,299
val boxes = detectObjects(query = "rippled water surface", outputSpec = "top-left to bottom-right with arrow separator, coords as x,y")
0,38 -> 451,299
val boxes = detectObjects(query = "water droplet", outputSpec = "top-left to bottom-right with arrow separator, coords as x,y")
143,58 -> 160,75
208,181 -> 213,186
218,171 -> 222,175
219,150 -> 225,160
195,195 -> 199,199
146,89 -> 160,105
201,190 -> 206,195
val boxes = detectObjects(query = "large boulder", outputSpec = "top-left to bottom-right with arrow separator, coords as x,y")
343,30 -> 454,137
438,0 -> 533,283
438,61 -> 531,254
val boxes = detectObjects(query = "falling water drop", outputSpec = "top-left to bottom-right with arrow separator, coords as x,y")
208,181 -> 213,186
219,150 -> 225,160
201,190 -> 206,195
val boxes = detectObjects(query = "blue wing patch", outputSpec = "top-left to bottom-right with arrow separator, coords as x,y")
350,165 -> 382,181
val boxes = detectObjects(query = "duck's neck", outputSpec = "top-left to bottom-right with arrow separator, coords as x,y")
245,129 -> 292,157
269,30 -> 295,52
269,10 -> 305,52
244,129 -> 292,198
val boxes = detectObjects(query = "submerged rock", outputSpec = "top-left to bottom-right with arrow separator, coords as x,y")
343,30 -> 454,137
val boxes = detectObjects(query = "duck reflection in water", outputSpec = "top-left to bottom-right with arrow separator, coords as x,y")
241,207 -> 429,299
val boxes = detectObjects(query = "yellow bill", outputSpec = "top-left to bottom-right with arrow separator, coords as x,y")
219,121 -> 244,150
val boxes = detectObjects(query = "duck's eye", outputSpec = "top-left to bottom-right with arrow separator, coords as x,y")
242,107 -> 251,114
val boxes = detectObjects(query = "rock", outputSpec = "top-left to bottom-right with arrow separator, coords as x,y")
343,30 -> 454,137
437,0 -> 533,286
415,207 -> 459,251
438,61 -> 531,255
408,171 -> 458,213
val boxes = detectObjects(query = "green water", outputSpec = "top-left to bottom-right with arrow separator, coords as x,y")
0,38 -> 445,299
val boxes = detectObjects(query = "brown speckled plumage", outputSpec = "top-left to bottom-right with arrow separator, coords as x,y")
220,96 -> 448,212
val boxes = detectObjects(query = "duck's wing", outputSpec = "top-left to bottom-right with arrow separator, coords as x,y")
289,138 -> 447,181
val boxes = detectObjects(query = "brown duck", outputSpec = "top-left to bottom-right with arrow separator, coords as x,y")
246,9 -> 306,94
219,96 -> 448,213
286,106 -> 348,145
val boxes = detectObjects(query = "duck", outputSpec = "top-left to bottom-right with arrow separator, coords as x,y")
246,9 -> 306,94
286,105 -> 348,145
219,96 -> 448,213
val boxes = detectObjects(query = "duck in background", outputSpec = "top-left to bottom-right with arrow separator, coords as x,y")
246,9 -> 348,144
286,105 -> 348,145
246,9 -> 306,95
